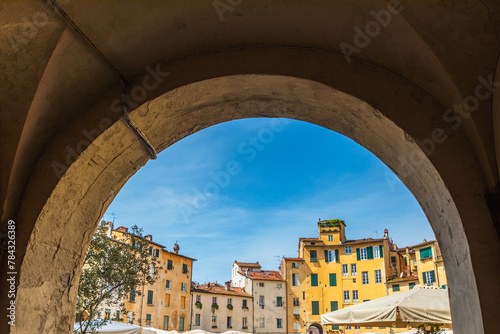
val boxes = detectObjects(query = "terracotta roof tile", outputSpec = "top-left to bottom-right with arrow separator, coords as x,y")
238,270 -> 285,281
234,261 -> 261,268
342,238 -> 384,245
386,275 -> 419,283
192,283 -> 251,297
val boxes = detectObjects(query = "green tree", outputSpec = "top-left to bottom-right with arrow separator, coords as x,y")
74,225 -> 161,333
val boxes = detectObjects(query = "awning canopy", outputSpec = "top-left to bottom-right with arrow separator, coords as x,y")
321,285 -> 452,327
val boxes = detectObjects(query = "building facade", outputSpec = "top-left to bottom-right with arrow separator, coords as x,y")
100,222 -> 196,331
191,282 -> 253,332
280,220 -> 393,334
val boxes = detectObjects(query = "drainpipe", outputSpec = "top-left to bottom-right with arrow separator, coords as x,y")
139,273 -> 145,326
190,283 -> 193,330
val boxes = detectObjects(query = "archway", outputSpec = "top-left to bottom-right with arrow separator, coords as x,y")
308,323 -> 323,334
11,71 -> 494,334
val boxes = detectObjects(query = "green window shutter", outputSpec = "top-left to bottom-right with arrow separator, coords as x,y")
379,245 -> 383,258
356,248 -> 360,261
312,301 -> 319,315
332,325 -> 339,330
330,301 -> 338,311
311,273 -> 318,286
392,284 -> 400,292
431,270 -> 436,283
335,249 -> 339,262
422,272 -> 427,284
367,246 -> 373,259
130,287 -> 136,302
329,273 -> 337,286
146,314 -> 151,321
324,250 -> 329,263
149,247 -> 152,255
147,290 -> 154,304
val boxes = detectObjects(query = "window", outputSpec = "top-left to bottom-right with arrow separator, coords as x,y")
328,235 -> 333,242
212,316 -> 217,328
227,298 -> 232,305
165,293 -> 170,307
310,250 -> 317,262
196,295 -> 201,303
128,312 -> 134,324
115,311 -> 121,321
147,290 -> 154,305
227,316 -> 232,328
392,284 -> 400,292
328,250 -> 335,262
423,270 -> 436,284
409,282 -> 416,289
293,322 -> 300,331
292,262 -> 299,268
330,301 -> 338,311
311,301 -> 319,315
259,296 -> 265,306
375,270 -> 382,283
332,325 -> 340,330
293,306 -> 300,315
346,326 -> 352,330
242,299 -> 248,308
242,317 -> 248,329
194,314 -> 200,326
359,247 -> 367,260
276,296 -> 283,307
353,278 -> 356,283
362,271 -> 369,285
167,260 -> 173,270
182,263 -> 188,274
292,273 -> 299,286
442,284 -> 447,289
355,326 -> 361,329
353,290 -> 359,303
293,298 -> 300,306
258,282 -> 265,287
302,291 -> 305,300
343,291 -> 350,304
181,283 -> 187,291
311,273 -> 318,286
181,296 -> 186,309
129,287 -> 136,302
146,314 -> 151,327
165,280 -> 171,289
413,259 -> 417,266
351,263 -> 357,276
342,264 -> 348,276
155,249 -> 159,257
104,309 -> 110,320
345,246 -> 352,255
259,317 -> 265,328
150,265 -> 155,278
163,315 -> 169,330
373,245 -> 380,258
277,318 -> 283,328
420,246 -> 432,259
212,297 -> 218,304
179,317 -> 184,331
277,283 -> 282,288
329,273 -> 337,286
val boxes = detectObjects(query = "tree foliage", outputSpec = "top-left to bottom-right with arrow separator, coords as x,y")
74,225 -> 161,333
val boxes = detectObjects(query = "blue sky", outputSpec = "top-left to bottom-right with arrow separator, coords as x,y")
104,118 -> 434,284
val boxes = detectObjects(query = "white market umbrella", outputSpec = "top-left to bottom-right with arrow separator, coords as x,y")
321,285 -> 452,328
74,320 -> 142,334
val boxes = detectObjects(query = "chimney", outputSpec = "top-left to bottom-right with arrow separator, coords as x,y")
145,235 -> 152,241
207,282 -> 210,288
383,229 -> 389,239
173,242 -> 180,254
423,239 -> 427,242
225,281 -> 231,290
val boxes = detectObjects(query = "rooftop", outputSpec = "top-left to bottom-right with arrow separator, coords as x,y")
386,275 -> 419,283
192,283 -> 251,297
238,270 -> 285,281
342,238 -> 385,245
234,261 -> 261,268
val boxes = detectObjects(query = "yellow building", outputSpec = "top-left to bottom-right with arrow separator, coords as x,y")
387,240 -> 448,294
280,220 -> 392,334
101,222 -> 196,331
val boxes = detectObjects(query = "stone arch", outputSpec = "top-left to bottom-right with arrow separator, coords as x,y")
308,322 -> 324,334
11,61 -> 496,334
